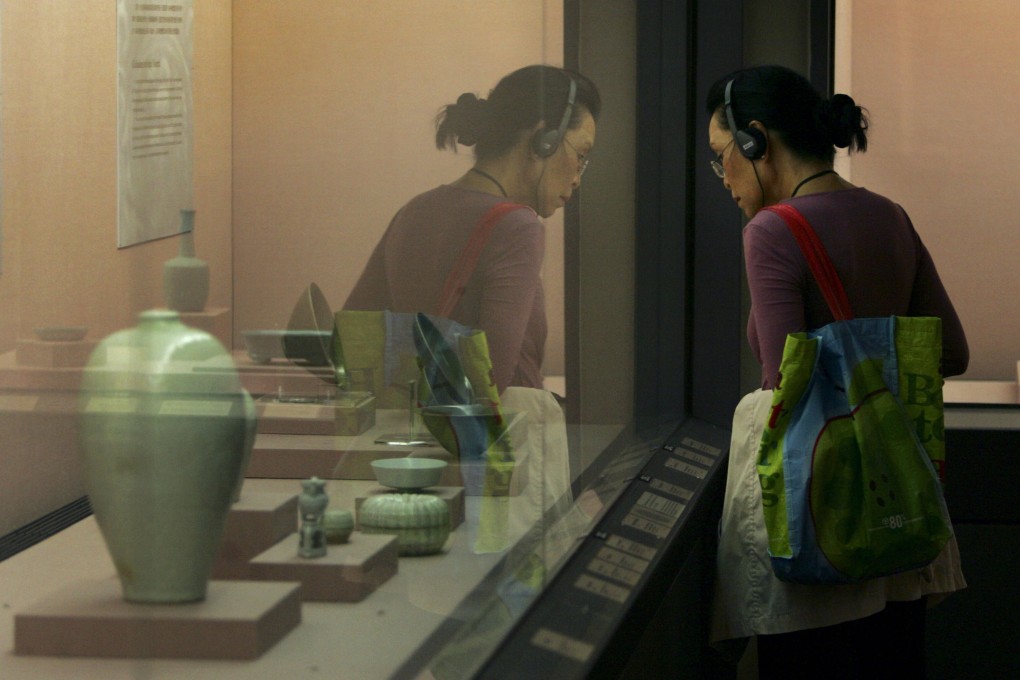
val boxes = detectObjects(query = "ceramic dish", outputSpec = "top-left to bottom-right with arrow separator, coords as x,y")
242,329 -> 332,365
33,326 -> 88,342
420,403 -> 509,459
371,457 -> 447,491
413,312 -> 473,405
285,282 -> 343,384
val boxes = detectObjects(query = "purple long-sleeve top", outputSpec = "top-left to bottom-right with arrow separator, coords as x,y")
744,187 -> 969,389
344,185 -> 546,393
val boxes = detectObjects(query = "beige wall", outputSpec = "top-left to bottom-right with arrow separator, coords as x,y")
0,0 -> 234,349
0,0 -> 233,536
231,1 -> 568,376
837,0 -> 1020,380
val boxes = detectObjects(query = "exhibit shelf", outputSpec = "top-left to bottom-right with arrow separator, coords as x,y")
1,416 -> 666,679
0,478 -> 510,678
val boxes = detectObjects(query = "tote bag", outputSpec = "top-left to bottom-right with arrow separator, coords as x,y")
756,204 -> 952,585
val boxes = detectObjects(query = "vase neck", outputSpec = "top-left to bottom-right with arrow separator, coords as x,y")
138,309 -> 182,327
179,209 -> 197,257
179,231 -> 195,258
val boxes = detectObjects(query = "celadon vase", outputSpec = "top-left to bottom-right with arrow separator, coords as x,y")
79,309 -> 257,603
163,209 -> 210,312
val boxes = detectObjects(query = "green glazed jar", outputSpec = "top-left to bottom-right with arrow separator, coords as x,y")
359,493 -> 451,556
323,509 -> 355,544
79,309 -> 256,603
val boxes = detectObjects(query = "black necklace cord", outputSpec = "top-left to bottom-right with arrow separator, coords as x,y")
469,168 -> 508,198
751,160 -> 766,207
790,169 -> 837,198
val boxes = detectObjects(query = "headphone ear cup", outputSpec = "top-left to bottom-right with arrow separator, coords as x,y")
531,128 -> 559,158
735,127 -> 767,160
531,74 -> 577,159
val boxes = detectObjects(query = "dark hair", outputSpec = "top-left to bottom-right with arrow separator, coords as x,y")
435,65 -> 601,159
705,65 -> 868,162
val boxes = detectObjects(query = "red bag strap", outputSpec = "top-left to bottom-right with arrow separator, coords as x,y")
763,203 -> 854,321
436,202 -> 529,318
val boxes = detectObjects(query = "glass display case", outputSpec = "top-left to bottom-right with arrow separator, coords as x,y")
0,412 -> 732,680
4,2 -> 1006,677
0,2 -> 714,679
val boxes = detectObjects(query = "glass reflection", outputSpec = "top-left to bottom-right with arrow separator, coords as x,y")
0,4 -> 637,678
343,65 -> 602,395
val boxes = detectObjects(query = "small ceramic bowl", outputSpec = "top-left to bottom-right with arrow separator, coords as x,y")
371,458 -> 447,491
33,326 -> 88,342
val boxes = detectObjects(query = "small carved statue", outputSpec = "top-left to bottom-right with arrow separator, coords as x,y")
298,477 -> 328,558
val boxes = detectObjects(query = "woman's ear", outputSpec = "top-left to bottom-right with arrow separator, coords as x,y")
747,120 -> 770,160
529,120 -> 558,158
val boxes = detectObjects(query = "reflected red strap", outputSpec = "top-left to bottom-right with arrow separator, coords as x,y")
436,202 -> 529,318
763,204 -> 854,321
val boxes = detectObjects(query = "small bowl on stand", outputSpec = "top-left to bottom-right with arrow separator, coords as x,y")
370,458 -> 447,493
361,458 -> 451,556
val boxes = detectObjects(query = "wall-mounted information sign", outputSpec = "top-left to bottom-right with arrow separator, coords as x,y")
116,1 -> 194,247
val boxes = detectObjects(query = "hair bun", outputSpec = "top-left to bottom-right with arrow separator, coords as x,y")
448,93 -> 489,146
821,94 -> 866,149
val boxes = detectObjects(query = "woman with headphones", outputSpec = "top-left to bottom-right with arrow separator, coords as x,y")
344,65 -> 601,394
706,65 -> 969,679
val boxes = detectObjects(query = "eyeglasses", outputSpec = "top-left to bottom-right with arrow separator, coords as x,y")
563,137 -> 590,177
710,139 -> 735,178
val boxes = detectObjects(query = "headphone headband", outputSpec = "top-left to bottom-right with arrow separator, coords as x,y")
724,79 -> 767,160
532,75 -> 577,158
724,80 -> 739,140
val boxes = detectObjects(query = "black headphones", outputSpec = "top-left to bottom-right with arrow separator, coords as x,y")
531,75 -> 577,158
724,79 -> 767,160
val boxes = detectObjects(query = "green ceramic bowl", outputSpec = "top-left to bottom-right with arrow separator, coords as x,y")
371,457 -> 447,491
